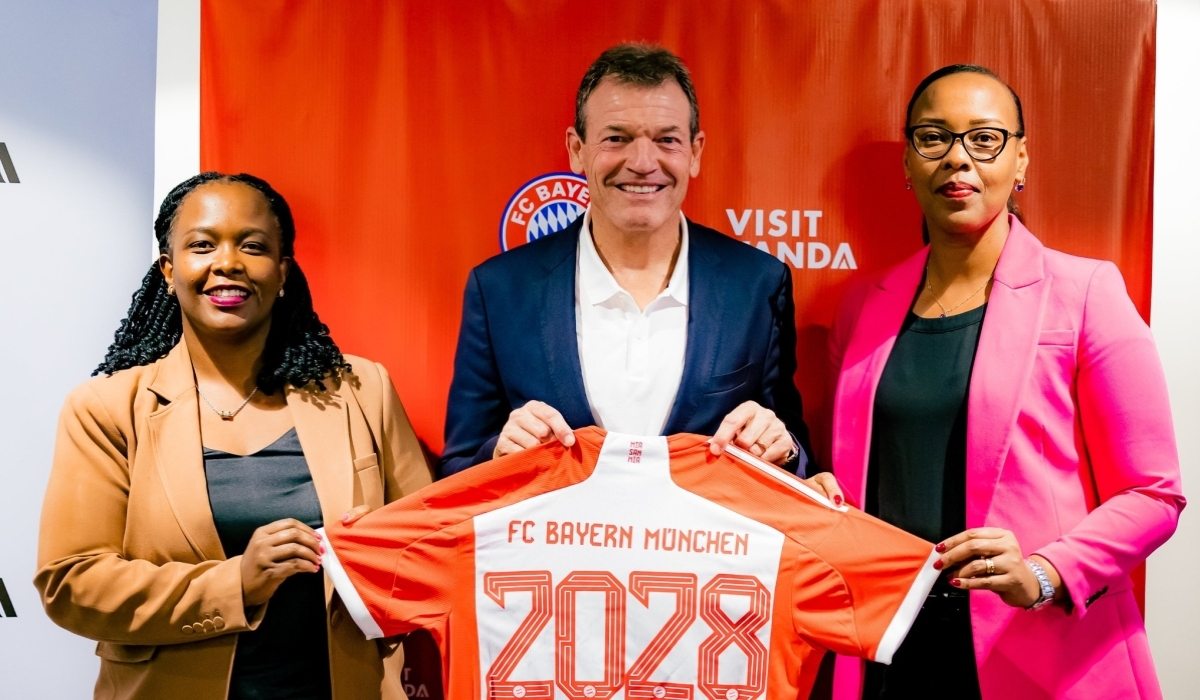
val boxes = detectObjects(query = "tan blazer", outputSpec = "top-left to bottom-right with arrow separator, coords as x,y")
35,341 -> 433,700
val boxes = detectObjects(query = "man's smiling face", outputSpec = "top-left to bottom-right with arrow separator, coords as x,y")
568,77 -> 704,236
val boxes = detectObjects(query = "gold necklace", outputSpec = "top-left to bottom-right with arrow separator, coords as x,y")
925,267 -> 993,318
197,386 -> 259,421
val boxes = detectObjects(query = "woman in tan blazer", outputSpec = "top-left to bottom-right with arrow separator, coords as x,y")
35,173 -> 432,700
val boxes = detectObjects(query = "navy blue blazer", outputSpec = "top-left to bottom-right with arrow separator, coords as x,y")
438,216 -> 813,477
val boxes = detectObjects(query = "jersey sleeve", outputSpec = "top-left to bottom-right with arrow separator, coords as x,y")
790,506 -> 938,663
319,494 -> 459,639
319,434 -> 598,640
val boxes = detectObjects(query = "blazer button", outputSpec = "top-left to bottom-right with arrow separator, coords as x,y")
202,620 -> 216,633
213,616 -> 226,630
1086,586 -> 1110,607
182,624 -> 195,635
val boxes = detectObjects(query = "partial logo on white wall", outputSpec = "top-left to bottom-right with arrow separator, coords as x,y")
0,578 -> 16,617
0,143 -> 21,183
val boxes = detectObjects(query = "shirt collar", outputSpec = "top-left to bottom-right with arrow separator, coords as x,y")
578,208 -> 690,307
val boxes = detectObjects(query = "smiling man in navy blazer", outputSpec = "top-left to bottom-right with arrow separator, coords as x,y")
439,44 -> 813,477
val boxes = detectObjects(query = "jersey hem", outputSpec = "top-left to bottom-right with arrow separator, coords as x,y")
318,526 -> 386,640
873,548 -> 940,664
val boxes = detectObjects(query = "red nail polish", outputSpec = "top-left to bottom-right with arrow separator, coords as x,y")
315,532 -> 323,540
950,578 -> 962,587
319,544 -> 325,554
935,543 -> 946,553
933,560 -> 943,570
833,495 -> 843,506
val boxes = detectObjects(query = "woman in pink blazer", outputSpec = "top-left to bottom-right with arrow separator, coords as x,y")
827,65 -> 1185,699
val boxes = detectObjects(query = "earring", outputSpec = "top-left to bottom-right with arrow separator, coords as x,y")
1016,178 -> 1026,192
905,179 -> 913,190
278,288 -> 285,298
167,284 -> 175,296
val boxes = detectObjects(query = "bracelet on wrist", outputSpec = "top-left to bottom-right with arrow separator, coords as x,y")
1024,558 -> 1056,611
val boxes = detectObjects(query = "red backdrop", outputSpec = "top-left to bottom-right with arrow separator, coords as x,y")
200,0 -> 1155,464
199,4 -> 1154,691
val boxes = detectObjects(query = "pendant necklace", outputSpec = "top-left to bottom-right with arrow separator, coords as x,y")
925,267 -> 993,318
197,386 -> 259,421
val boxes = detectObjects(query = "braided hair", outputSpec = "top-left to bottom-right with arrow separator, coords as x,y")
95,172 -> 350,393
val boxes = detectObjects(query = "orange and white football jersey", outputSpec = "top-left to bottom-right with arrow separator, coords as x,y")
320,428 -> 937,700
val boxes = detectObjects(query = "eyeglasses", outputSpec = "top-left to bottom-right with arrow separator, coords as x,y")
905,125 -> 1021,162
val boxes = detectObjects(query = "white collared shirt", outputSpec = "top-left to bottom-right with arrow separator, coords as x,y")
575,209 -> 689,435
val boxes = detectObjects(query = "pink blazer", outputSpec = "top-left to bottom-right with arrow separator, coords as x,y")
828,218 -> 1185,700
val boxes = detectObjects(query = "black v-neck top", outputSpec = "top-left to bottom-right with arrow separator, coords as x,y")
203,428 -> 331,700
866,304 -> 987,544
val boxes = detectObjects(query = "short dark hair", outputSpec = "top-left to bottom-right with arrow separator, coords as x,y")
905,64 -> 1027,231
574,43 -> 700,142
906,63 -> 1025,137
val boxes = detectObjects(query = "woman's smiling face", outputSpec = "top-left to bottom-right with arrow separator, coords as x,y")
159,181 -> 290,341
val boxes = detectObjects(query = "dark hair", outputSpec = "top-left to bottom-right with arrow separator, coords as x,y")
575,43 -> 700,142
906,64 -> 1026,234
94,172 -> 350,393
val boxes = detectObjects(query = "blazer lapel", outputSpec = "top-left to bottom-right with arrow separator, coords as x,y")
966,219 -> 1048,527
664,227 -> 724,434
147,342 -> 225,562
539,222 -> 595,428
288,387 -> 354,530
832,249 -> 928,507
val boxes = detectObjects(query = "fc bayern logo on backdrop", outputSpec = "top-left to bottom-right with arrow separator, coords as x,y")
499,172 -> 589,251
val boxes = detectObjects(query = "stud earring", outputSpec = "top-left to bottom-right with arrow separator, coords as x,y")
167,284 -> 175,296
278,288 -> 285,298
905,179 -> 913,190
1016,178 -> 1026,192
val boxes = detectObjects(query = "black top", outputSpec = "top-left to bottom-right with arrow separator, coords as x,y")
204,428 -> 332,700
862,305 -> 986,699
866,304 -> 987,544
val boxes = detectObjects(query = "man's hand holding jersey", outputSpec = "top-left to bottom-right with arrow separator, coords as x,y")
493,399 -> 843,505
707,400 -> 795,465
493,400 -> 577,459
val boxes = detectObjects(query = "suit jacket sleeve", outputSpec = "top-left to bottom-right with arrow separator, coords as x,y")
761,263 -> 813,473
1033,262 -> 1186,617
34,384 -> 263,645
438,269 -> 510,477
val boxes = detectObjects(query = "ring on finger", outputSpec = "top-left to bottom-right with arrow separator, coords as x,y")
985,557 -> 995,576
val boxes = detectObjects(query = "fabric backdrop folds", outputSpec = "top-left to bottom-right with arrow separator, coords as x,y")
200,2 -> 1154,695
200,0 -> 1154,458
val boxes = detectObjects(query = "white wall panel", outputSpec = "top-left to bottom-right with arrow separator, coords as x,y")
1147,2 -> 1200,697
154,0 -> 200,222
0,1 -> 158,697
